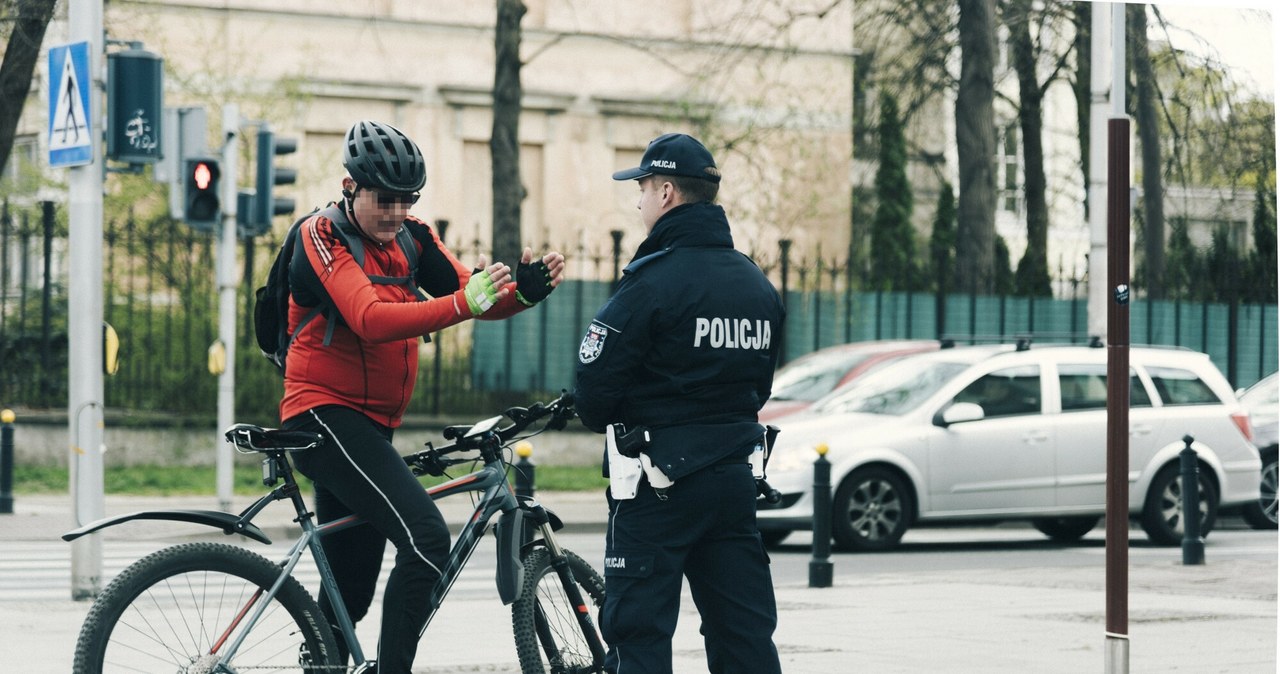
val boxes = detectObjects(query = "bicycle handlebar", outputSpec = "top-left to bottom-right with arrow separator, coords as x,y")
406,391 -> 576,476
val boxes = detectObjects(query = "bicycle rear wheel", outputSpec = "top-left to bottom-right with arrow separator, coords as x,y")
511,547 -> 607,674
73,541 -> 339,673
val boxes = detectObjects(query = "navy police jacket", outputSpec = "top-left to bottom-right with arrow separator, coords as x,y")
574,202 -> 785,481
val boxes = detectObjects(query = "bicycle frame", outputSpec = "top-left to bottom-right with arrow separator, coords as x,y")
64,393 -> 602,672
293,454 -> 532,666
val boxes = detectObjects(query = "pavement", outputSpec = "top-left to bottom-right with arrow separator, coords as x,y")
1,492 -> 1276,673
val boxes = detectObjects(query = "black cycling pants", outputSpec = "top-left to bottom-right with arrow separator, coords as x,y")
285,405 -> 451,674
601,461 -> 782,674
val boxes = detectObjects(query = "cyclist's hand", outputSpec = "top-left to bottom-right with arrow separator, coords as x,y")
462,255 -> 511,316
515,248 -> 565,306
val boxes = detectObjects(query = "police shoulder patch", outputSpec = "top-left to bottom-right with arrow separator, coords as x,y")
579,323 -> 608,364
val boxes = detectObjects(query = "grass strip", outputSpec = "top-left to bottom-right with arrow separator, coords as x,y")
14,462 -> 607,496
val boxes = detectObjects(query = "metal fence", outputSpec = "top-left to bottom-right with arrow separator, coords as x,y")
1,200 -> 1276,420
474,285 -> 1278,394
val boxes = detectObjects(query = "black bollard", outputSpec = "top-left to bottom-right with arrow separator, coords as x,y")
1180,435 -> 1205,565
0,409 -> 14,514
514,440 -> 536,501
809,443 -> 833,588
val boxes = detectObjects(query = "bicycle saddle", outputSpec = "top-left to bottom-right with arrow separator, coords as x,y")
225,423 -> 324,453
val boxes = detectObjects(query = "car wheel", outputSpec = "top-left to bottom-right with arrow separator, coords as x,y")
759,530 -> 790,548
1031,516 -> 1100,542
831,466 -> 912,552
1240,448 -> 1278,530
1140,464 -> 1219,546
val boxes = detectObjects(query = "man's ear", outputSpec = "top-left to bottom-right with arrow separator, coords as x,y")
341,177 -> 357,198
661,179 -> 679,207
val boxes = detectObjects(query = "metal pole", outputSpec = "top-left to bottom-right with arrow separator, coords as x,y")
1,409 -> 14,514
1104,5 -> 1131,670
1087,4 -> 1112,342
69,0 -> 107,601
609,229 -> 624,291
1180,436 -> 1205,565
778,239 -> 791,365
809,444 -> 833,588
514,440 -> 535,501
216,104 -> 239,511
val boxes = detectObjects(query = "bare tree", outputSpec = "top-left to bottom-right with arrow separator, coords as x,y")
1069,2 -> 1090,220
0,0 -> 59,177
954,0 -> 998,294
1004,0 -> 1075,297
491,0 -> 526,267
1129,3 -> 1165,299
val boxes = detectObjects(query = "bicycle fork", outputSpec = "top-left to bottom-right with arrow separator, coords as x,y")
530,506 -> 608,668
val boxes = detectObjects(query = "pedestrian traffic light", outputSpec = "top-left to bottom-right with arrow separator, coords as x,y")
184,157 -> 221,231
253,128 -> 297,231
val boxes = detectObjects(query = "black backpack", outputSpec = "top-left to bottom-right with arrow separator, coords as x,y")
253,205 -> 423,375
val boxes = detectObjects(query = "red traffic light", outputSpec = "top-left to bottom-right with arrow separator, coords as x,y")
183,157 -> 221,230
193,162 -> 213,190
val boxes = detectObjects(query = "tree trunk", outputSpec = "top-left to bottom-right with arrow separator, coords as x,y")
491,0 -> 527,267
954,0 -> 998,295
0,0 -> 59,177
1009,0 -> 1050,297
1129,4 -> 1165,299
1072,2 -> 1091,222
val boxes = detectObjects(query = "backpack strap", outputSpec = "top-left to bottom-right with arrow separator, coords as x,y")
303,206 -> 428,346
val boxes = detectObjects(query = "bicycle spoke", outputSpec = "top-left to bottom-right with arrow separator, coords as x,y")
77,543 -> 336,674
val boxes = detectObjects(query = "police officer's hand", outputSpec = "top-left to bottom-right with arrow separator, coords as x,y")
462,255 -> 511,316
515,248 -> 565,306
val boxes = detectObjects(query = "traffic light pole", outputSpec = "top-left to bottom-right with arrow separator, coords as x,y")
68,0 -> 107,601
216,104 -> 239,511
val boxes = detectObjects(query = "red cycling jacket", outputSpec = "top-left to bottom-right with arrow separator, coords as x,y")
280,210 -> 524,427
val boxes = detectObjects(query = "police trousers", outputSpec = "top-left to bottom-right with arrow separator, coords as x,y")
286,405 -> 451,674
602,460 -> 782,674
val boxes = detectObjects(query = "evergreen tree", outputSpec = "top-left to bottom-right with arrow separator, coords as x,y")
1165,217 -> 1199,300
993,235 -> 1015,296
930,182 -> 957,294
1247,174 -> 1278,303
1205,224 -> 1241,303
870,92 -> 917,291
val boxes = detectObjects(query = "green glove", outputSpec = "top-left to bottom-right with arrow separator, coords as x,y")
464,269 -> 500,316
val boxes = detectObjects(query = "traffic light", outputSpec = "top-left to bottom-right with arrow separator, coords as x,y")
184,157 -> 221,231
253,128 -> 297,231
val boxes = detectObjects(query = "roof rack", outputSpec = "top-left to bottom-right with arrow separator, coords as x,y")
938,333 -> 1103,351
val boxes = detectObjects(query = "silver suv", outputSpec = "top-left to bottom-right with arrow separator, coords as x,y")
758,343 -> 1262,550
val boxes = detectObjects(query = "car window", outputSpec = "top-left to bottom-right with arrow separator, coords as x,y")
1239,374 -> 1278,407
770,351 -> 877,402
954,366 -> 1041,418
815,361 -> 969,415
1057,364 -> 1152,410
1146,366 -> 1222,406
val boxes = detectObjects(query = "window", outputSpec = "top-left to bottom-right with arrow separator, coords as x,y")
2,138 -> 37,192
1057,364 -> 1153,411
998,123 -> 1019,213
955,365 -> 1040,418
1146,366 -> 1221,406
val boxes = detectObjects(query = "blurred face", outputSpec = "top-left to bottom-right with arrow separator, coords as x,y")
346,178 -> 419,244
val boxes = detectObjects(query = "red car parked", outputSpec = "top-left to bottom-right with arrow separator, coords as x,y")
760,340 -> 939,422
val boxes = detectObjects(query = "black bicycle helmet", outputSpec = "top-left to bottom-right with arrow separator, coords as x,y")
342,120 -> 427,193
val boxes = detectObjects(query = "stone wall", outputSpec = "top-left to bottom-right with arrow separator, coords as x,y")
5,417 -> 603,468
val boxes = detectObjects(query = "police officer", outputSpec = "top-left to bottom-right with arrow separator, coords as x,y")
575,133 -> 785,674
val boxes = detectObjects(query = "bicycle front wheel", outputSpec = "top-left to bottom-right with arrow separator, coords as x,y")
74,541 -> 339,673
511,547 -> 607,674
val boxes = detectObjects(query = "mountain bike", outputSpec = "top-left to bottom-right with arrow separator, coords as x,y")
63,392 -> 607,673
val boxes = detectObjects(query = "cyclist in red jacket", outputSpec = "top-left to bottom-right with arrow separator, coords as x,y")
281,120 -> 564,673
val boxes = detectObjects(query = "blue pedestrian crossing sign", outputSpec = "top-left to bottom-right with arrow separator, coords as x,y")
48,41 -> 93,168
